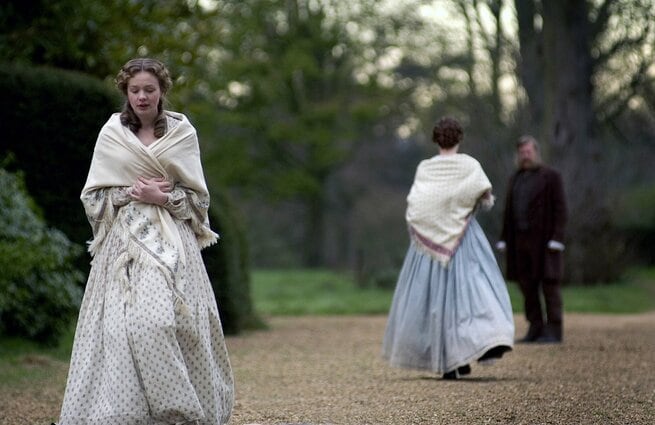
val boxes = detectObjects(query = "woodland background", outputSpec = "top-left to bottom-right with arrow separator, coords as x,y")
1,0 -> 655,337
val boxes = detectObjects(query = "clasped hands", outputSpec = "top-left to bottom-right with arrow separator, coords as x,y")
129,176 -> 172,206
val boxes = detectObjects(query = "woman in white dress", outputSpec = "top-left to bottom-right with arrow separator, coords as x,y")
382,117 -> 514,380
57,58 -> 234,424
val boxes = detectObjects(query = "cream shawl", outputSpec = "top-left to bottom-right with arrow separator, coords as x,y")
81,111 -> 217,310
406,154 -> 493,264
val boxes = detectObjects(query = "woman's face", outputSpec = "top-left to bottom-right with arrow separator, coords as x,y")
127,71 -> 162,124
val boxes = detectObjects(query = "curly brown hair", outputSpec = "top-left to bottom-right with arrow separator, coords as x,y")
115,58 -> 173,138
432,117 -> 463,149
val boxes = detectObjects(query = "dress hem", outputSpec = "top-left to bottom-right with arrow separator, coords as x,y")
383,337 -> 514,374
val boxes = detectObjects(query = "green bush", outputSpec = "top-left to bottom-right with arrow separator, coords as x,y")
613,184 -> 655,264
0,168 -> 83,345
0,63 -> 120,253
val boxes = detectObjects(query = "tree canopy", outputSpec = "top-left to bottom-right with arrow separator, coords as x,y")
2,0 -> 654,282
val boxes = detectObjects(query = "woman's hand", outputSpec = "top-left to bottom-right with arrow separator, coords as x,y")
479,190 -> 495,211
130,176 -> 172,205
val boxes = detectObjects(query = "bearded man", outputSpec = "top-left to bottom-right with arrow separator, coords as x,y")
497,135 -> 567,343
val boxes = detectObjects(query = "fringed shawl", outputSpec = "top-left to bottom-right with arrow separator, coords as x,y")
80,111 -> 217,312
406,154 -> 493,265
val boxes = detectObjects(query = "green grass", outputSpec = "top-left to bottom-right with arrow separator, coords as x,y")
251,269 -> 393,315
558,268 -> 655,314
0,325 -> 74,388
252,267 -> 655,316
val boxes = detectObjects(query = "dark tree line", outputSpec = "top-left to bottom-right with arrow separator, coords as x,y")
2,0 -> 654,284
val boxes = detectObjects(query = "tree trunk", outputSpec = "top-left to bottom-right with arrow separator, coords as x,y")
482,0 -> 503,120
515,0 -> 545,139
516,0 -> 624,282
459,2 -> 480,100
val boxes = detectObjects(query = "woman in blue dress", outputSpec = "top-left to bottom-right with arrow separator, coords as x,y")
382,117 -> 514,380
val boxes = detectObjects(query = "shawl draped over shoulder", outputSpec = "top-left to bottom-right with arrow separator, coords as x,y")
405,153 -> 493,265
80,111 -> 217,312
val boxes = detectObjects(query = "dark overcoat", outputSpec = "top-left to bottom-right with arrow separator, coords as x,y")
500,165 -> 567,281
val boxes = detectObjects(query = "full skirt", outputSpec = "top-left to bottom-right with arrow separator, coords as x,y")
58,217 -> 234,424
382,219 -> 514,373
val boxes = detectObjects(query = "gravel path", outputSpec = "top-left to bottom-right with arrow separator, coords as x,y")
227,313 -> 655,425
2,313 -> 654,424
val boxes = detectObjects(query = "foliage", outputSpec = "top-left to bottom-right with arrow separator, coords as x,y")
202,189 -> 263,334
613,184 -> 655,230
195,0 -> 420,266
591,0 -> 655,123
0,168 -> 83,345
203,0 -> 400,190
612,184 -> 655,264
0,0 -> 219,80
0,63 -> 120,254
350,188 -> 409,288
2,0 -> 654,283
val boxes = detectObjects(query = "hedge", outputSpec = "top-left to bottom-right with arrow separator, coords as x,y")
203,189 -> 264,334
0,63 -> 121,251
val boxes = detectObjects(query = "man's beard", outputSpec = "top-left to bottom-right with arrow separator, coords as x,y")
520,159 -> 537,169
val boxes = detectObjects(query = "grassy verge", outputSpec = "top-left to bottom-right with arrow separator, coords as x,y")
0,326 -> 73,391
252,267 -> 655,316
251,269 -> 392,315
559,267 -> 655,314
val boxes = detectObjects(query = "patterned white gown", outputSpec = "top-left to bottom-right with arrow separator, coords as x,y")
58,206 -> 234,424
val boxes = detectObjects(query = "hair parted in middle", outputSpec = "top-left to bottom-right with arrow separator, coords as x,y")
115,57 -> 173,138
432,116 -> 463,149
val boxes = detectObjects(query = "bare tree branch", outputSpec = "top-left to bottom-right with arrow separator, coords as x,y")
593,28 -> 651,68
596,59 -> 649,122
590,0 -> 616,41
456,0 -> 479,99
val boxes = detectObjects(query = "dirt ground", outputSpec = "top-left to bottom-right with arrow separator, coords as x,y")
2,313 -> 654,424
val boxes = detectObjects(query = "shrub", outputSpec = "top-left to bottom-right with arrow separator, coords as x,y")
613,185 -> 655,265
0,168 -> 83,345
0,63 -> 120,253
351,188 -> 408,288
202,189 -> 264,334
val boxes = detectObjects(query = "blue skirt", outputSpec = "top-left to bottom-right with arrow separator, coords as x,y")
382,219 -> 514,373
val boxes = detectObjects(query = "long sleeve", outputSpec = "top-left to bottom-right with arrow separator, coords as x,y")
162,186 -> 218,248
110,186 -> 133,207
81,186 -> 131,255
162,187 -> 193,221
